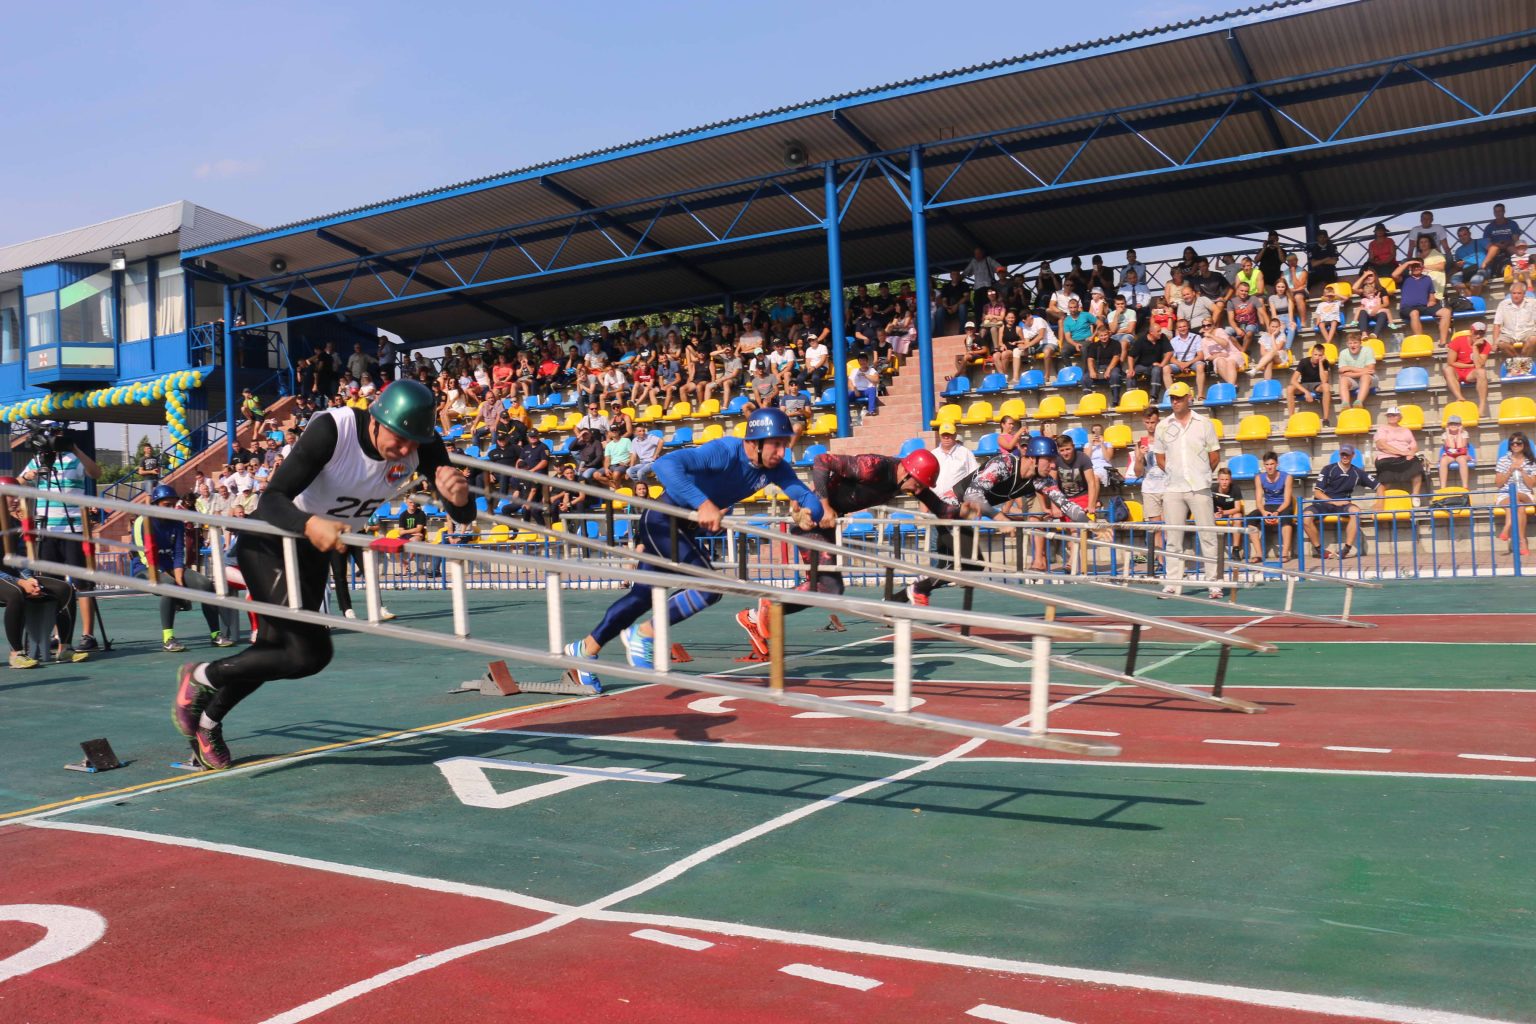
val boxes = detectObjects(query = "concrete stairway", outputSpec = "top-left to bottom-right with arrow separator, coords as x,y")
828,334 -> 967,456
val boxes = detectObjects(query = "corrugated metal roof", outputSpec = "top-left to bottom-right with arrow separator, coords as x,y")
0,201 -> 260,276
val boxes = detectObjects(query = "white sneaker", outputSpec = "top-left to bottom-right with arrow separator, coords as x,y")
343,609 -> 357,620
1160,584 -> 1180,597
1207,587 -> 1224,600
379,607 -> 397,621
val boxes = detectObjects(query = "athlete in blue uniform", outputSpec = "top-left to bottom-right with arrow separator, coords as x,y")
564,408 -> 823,689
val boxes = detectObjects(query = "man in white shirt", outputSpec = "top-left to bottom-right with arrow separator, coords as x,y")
1152,381 -> 1223,598
1012,312 -> 1057,379
798,338 -> 830,390
1493,281 -> 1536,361
930,424 -> 978,505
1162,319 -> 1208,401
1118,271 -> 1151,317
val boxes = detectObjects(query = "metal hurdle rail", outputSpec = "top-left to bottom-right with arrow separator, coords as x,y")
0,483 -> 1119,757
451,455 -> 1275,713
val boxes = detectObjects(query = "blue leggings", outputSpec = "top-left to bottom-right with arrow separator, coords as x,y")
591,510 -> 721,646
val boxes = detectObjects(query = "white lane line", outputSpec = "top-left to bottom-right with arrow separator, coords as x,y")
37,820 -> 1520,1024
968,1005 -> 1075,1024
1325,746 -> 1393,754
955,757 -> 1536,782
1203,739 -> 1281,747
630,928 -> 713,951
1458,753 -> 1536,763
778,962 -> 882,991
1049,729 -> 1119,737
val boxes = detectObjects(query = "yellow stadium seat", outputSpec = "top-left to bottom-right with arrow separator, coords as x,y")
1035,395 -> 1066,420
1322,342 -> 1339,363
731,421 -> 748,438
807,413 -> 837,437
695,398 -> 721,418
664,401 -> 692,421
1362,336 -> 1386,361
1498,397 -> 1536,425
559,411 -> 582,430
698,423 -> 724,443
1212,417 -> 1226,439
1073,392 -> 1108,416
930,403 -> 963,427
1329,281 -> 1353,300
1116,389 -> 1150,414
1378,276 -> 1397,294
1104,423 -> 1134,448
1400,335 -> 1435,359
1442,401 -> 1479,428
996,397 -> 1027,422
1335,408 -> 1372,435
636,404 -> 664,423
1284,411 -> 1322,438
961,400 -> 994,425
534,413 -> 559,432
1236,414 -> 1271,441
1396,403 -> 1424,430
621,406 -> 637,420
1376,489 -> 1415,522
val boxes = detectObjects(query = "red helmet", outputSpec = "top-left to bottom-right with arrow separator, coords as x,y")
0,476 -> 17,488
900,448 -> 940,489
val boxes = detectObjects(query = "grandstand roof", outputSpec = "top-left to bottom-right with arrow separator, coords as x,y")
0,202 -> 259,287
186,0 -> 1536,342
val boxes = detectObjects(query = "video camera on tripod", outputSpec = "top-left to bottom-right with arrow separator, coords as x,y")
19,419 -> 74,467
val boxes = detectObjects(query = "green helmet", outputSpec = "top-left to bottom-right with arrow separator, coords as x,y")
369,379 -> 437,443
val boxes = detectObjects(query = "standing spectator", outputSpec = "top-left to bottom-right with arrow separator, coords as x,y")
136,442 -> 162,486
1336,333 -> 1377,408
1483,202 -> 1520,277
930,424 -> 976,506
1212,467 -> 1258,561
1302,444 -> 1376,560
1152,382 -> 1222,598
1495,431 -> 1536,555
1249,451 -> 1296,561
1492,281 -> 1536,371
1256,230 -> 1286,288
1361,223 -> 1399,279
1409,210 -> 1452,257
20,426 -> 102,651
963,247 -> 1003,314
1438,415 -> 1473,491
935,269 -> 969,333
376,335 -> 398,383
1372,405 -> 1423,498
396,499 -> 431,575
1444,322 -> 1492,419
1118,248 -> 1148,288
347,342 -> 377,385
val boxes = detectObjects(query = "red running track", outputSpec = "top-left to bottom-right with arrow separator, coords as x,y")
471,681 -> 1536,777
0,826 -> 1427,1024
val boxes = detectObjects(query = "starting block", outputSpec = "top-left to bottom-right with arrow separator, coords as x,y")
64,737 -> 124,774
450,660 -> 599,697
670,643 -> 692,663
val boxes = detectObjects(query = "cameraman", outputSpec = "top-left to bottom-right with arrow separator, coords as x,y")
19,422 -> 102,651
0,479 -> 85,667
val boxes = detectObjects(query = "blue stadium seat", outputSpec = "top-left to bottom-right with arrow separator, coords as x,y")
815,388 -> 838,408
1062,426 -> 1089,448
1249,379 -> 1283,404
943,377 -> 971,398
974,432 -> 1000,457
842,510 -> 877,539
464,444 -> 481,459
1015,369 -> 1046,391
976,372 -> 1008,394
724,395 -> 752,416
1158,390 -> 1173,409
474,495 -> 490,513
1053,366 -> 1084,388
551,436 -> 573,455
884,511 -> 918,541
1395,366 -> 1430,392
1227,454 -> 1260,480
1278,451 -> 1313,478
796,443 -> 828,467
665,426 -> 694,448
896,437 -> 926,458
1204,383 -> 1236,407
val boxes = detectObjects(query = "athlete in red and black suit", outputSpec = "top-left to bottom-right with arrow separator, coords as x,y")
734,449 -> 950,658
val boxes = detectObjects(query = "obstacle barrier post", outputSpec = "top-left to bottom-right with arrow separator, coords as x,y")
651,586 -> 670,674
208,527 -> 228,596
1031,635 -> 1051,736
546,572 -> 563,654
768,602 -> 785,694
281,537 -> 301,609
449,559 -> 468,637
363,548 -> 382,623
893,617 -> 913,713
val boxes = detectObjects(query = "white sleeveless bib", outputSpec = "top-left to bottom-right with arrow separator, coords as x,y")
293,409 -> 418,525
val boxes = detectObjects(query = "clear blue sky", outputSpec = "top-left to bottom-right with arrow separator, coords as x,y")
3,0 -> 1236,246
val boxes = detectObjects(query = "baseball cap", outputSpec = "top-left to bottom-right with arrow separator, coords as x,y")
938,421 -> 958,435
1472,321 -> 1488,331
964,321 -> 976,329
1383,404 -> 1402,416
1339,444 -> 1357,456
1167,381 -> 1193,398
1447,414 -> 1462,425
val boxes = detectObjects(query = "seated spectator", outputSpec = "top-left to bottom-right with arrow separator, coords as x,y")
1226,281 -> 1264,353
1127,329 -> 1171,399
1302,444 -> 1376,560
1248,451 -> 1295,560
1285,341 -> 1333,424
1106,293 -> 1138,345
1083,322 -> 1124,403
549,463 -> 587,519
1163,319 -> 1207,401
1147,296 -> 1173,339
1336,333 -> 1377,408
1189,258 -> 1231,325
599,363 -> 629,411
1438,415 -> 1472,491
1359,222 -> 1399,281
997,414 -> 1024,453
747,363 -> 779,409
990,312 -> 1022,379
1251,315 -> 1289,380
655,350 -> 683,408
1211,466 -> 1258,561
1373,405 -> 1424,498
1444,322 -> 1492,419
1451,225 -> 1489,295
1483,202 -> 1520,277
797,333 -> 830,391
625,424 -> 663,483
571,427 -> 606,482
598,424 -> 632,489
1313,286 -> 1344,347
1492,281 -> 1536,372
979,289 -> 1008,348
628,357 -> 657,409
1058,297 -> 1095,363
1202,325 -> 1243,389
1495,430 -> 1536,555
1509,240 -> 1532,289
953,322 -> 990,378
886,303 -> 917,357
1393,257 -> 1454,347
1354,279 -> 1391,337
766,338 -> 796,392
1235,254 -> 1265,296
1174,284 -> 1216,332
1013,311 -> 1057,380
850,356 -> 881,416
934,269 -> 968,333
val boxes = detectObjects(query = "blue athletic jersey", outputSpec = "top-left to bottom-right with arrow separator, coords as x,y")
653,438 -> 823,521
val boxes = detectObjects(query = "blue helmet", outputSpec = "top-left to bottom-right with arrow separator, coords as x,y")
743,407 -> 794,442
150,484 -> 178,504
1024,435 -> 1058,459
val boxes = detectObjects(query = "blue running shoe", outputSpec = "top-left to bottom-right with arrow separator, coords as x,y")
562,640 -> 603,694
620,625 -> 655,670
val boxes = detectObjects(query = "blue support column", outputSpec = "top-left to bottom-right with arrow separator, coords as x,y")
223,286 -> 237,463
910,146 -> 936,430
825,164 -> 850,437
